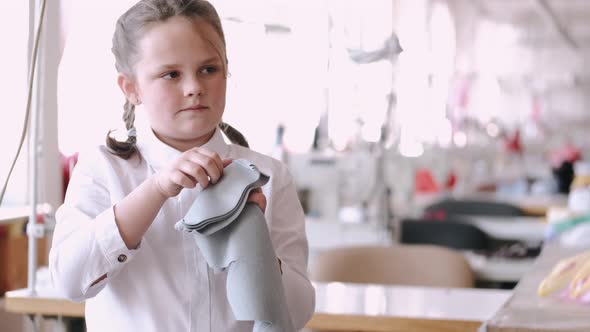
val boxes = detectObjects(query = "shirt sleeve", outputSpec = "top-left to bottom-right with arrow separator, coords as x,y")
49,148 -> 141,302
266,164 -> 316,329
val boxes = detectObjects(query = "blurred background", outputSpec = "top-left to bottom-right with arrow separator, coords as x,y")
3,0 -> 590,331
3,0 -> 589,210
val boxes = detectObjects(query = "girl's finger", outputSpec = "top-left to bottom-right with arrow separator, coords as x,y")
186,153 -> 222,184
247,191 -> 267,212
190,148 -> 223,171
178,161 -> 210,188
171,169 -> 197,189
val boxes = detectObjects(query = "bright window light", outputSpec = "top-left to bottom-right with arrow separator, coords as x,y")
396,0 -> 455,152
453,131 -> 467,147
0,1 -> 29,204
58,1 -> 136,156
474,20 -> 520,76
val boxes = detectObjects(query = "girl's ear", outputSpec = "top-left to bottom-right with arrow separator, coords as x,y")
117,73 -> 141,105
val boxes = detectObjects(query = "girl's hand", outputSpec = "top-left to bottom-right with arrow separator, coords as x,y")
153,148 -> 231,198
247,188 -> 267,213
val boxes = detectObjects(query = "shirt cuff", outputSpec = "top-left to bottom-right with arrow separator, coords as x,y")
94,206 -> 140,268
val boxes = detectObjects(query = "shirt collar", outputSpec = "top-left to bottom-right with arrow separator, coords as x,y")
136,125 -> 230,171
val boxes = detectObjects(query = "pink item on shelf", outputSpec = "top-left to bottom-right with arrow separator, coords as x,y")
415,169 -> 440,194
504,129 -> 522,154
414,169 -> 457,194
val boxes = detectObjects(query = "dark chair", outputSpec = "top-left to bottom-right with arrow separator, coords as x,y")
399,218 -> 539,257
424,198 -> 526,218
399,218 -> 489,251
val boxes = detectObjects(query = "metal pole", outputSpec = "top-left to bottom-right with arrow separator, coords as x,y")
27,0 -> 47,296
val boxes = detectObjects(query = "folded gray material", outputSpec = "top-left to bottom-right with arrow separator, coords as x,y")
176,159 -> 295,332
175,159 -> 270,235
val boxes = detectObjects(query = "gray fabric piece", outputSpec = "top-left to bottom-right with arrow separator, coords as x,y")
176,159 -> 295,332
175,159 -> 270,235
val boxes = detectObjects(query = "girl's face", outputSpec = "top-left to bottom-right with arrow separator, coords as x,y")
130,16 -> 227,151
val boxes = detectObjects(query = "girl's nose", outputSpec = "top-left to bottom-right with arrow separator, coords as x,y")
184,77 -> 204,97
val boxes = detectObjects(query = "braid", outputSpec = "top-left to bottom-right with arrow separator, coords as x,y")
123,100 -> 137,145
219,122 -> 249,148
106,100 -> 138,159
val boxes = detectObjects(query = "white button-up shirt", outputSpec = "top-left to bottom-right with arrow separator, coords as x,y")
49,127 -> 315,331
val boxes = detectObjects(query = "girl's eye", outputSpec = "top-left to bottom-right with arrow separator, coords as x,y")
200,66 -> 219,75
162,71 -> 180,80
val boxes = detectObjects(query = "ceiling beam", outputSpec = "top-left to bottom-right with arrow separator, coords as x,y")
534,0 -> 579,52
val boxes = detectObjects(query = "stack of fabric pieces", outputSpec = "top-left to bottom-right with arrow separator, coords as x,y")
175,159 -> 269,235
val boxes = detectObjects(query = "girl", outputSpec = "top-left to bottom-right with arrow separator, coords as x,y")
48,0 -> 315,331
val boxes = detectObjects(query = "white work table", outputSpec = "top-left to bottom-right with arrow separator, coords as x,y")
463,252 -> 536,283
0,204 -> 54,226
466,216 -> 546,245
5,282 -> 511,332
308,282 -> 511,331
0,206 -> 31,226
5,287 -> 85,318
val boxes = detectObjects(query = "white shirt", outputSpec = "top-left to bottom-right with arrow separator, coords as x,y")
49,127 -> 315,332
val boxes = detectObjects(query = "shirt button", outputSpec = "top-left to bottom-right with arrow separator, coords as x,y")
117,254 -> 127,263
